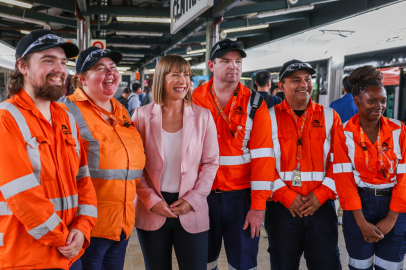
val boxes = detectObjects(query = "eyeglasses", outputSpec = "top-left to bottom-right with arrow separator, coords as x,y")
80,49 -> 111,73
22,34 -> 66,58
210,40 -> 244,59
280,62 -> 313,80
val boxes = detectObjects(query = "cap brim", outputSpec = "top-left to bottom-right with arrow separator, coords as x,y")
79,51 -> 123,73
281,67 -> 316,81
29,42 -> 80,59
211,47 -> 247,60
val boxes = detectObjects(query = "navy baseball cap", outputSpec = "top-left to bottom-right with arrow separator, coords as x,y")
75,46 -> 122,74
210,39 -> 247,61
279,59 -> 316,81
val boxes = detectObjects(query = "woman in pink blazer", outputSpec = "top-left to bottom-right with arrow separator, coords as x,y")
132,55 -> 219,270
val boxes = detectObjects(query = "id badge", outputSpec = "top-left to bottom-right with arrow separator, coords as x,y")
292,169 -> 302,187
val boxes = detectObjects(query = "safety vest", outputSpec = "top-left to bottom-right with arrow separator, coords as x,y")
59,88 -> 145,240
270,99 -> 339,208
192,79 -> 274,210
333,115 -> 406,212
0,89 -> 97,269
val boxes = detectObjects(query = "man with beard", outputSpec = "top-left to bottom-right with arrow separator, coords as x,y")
0,29 -> 97,269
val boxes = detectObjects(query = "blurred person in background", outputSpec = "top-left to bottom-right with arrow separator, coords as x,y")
255,70 -> 282,109
142,87 -> 152,106
330,76 -> 358,124
118,87 -> 131,110
128,82 -> 142,115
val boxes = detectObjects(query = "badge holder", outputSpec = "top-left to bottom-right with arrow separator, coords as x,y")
292,162 -> 302,187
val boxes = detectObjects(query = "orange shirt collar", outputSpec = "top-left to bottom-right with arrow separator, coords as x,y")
14,88 -> 62,116
201,78 -> 251,98
280,98 -> 318,115
73,87 -> 121,115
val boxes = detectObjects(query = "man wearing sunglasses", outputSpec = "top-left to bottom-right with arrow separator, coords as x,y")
193,39 -> 275,270
266,59 -> 342,269
0,29 -> 97,269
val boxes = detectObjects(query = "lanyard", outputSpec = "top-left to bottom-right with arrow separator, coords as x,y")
210,84 -> 242,138
289,106 -> 309,161
93,103 -> 131,128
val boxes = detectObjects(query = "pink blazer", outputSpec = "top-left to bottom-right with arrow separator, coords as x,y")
132,102 -> 219,233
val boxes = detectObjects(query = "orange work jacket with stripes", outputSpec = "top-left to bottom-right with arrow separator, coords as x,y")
270,99 -> 340,208
192,79 -> 274,210
59,88 -> 145,241
333,115 -> 406,212
0,89 -> 97,270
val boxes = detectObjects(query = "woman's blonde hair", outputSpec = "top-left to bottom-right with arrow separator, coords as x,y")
71,71 -> 88,90
152,55 -> 192,106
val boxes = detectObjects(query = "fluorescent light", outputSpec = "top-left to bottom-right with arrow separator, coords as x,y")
257,5 -> 314,18
116,16 -> 171,23
67,61 -> 76,67
0,12 -> 45,25
122,53 -> 144,58
184,57 -> 192,61
20,30 -> 30,35
224,24 -> 269,34
0,0 -> 32,8
115,31 -> 163,37
122,58 -> 140,61
119,71 -> 125,74
110,44 -> 151,49
180,53 -> 204,57
117,67 -> 131,71
149,69 -> 155,72
240,77 -> 252,80
187,49 -> 206,55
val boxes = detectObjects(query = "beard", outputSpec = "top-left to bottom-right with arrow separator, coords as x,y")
32,73 -> 66,102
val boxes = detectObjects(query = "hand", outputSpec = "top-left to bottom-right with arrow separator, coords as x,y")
299,192 -> 321,216
288,194 -> 304,218
57,229 -> 85,259
376,209 -> 399,235
352,210 -> 383,243
170,199 -> 193,216
243,209 -> 264,238
151,200 -> 178,218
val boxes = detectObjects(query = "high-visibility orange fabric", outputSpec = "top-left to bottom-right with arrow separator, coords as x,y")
192,79 -> 274,210
0,89 -> 97,270
59,88 -> 145,240
270,99 -> 340,208
333,115 -> 406,212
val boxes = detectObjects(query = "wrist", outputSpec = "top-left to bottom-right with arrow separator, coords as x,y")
386,209 -> 399,221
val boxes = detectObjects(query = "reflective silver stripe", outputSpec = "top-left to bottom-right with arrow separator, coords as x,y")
349,256 -> 374,269
323,107 -> 334,172
219,153 -> 251,166
0,102 -> 41,184
278,171 -> 324,181
269,108 -> 281,173
0,173 -> 39,200
398,163 -> 406,174
77,204 -> 97,218
273,178 -> 285,192
62,108 -> 80,158
344,131 -> 356,168
333,163 -> 353,173
0,202 -> 11,215
90,169 -> 143,180
207,259 -> 218,270
76,165 -> 90,180
375,256 -> 403,270
390,119 -> 402,160
330,153 -> 334,162
354,173 -> 396,189
322,177 -> 336,193
0,233 -> 3,246
27,212 -> 62,240
251,181 -> 273,191
250,148 -> 274,159
241,94 -> 253,154
49,194 -> 78,212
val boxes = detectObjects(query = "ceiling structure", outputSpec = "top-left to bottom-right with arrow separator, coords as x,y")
0,0 -> 403,70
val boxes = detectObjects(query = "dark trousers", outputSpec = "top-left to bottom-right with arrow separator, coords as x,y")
80,230 -> 129,270
207,189 -> 259,270
136,192 -> 208,270
46,257 -> 82,270
343,190 -> 406,270
265,200 -> 341,270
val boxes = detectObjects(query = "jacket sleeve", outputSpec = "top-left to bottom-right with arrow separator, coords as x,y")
390,124 -> 406,213
333,124 -> 362,210
69,124 -> 97,248
313,110 -> 341,205
272,170 -> 298,208
0,113 -> 69,247
183,110 -> 219,211
249,101 -> 275,210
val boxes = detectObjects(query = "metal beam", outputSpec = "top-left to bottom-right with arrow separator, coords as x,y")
106,47 -> 158,55
33,0 -> 75,13
106,37 -> 170,46
77,0 -> 87,12
92,23 -> 170,32
220,12 -> 309,29
85,6 -> 169,17
211,0 -> 243,17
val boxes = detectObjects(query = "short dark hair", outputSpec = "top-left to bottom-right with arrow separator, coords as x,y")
255,70 -> 271,87
131,83 -> 141,92
342,76 -> 353,94
123,87 -> 131,94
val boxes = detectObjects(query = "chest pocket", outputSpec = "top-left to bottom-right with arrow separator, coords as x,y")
230,115 -> 248,149
309,130 -> 326,162
279,129 -> 294,161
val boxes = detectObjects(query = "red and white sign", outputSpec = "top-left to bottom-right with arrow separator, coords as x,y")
91,39 -> 106,49
144,80 -> 149,87
378,67 -> 401,86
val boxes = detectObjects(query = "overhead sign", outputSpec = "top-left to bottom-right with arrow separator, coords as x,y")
91,39 -> 106,49
378,67 -> 401,86
171,0 -> 213,34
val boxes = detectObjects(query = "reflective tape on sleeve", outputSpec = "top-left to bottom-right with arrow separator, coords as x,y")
251,181 -> 273,191
219,153 -> 251,166
76,204 -> 97,218
76,165 -> 90,180
0,173 -> 40,200
0,202 -> 11,215
333,163 -> 353,173
273,179 -> 285,192
322,177 -> 336,193
49,195 -> 78,212
250,148 -> 274,159
27,213 -> 62,240
397,163 -> 406,174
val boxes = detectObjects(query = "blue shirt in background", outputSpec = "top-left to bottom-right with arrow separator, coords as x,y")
330,93 -> 358,123
257,91 -> 282,109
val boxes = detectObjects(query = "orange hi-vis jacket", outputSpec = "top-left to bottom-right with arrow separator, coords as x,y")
269,99 -> 341,208
60,88 -> 145,240
333,115 -> 406,212
192,79 -> 274,210
0,89 -> 97,270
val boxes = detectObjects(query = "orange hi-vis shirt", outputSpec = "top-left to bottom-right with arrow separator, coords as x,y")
333,115 -> 406,212
59,88 -> 145,240
0,89 -> 97,270
192,79 -> 274,210
269,99 -> 341,208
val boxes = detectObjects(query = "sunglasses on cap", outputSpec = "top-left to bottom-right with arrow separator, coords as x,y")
80,49 -> 111,73
22,34 -> 66,58
280,62 -> 313,80
210,40 -> 244,59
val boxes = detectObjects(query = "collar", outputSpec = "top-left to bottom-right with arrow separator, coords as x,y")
73,88 -> 120,115
151,101 -> 194,117
14,89 -> 62,116
201,78 -> 251,98
280,98 -> 319,113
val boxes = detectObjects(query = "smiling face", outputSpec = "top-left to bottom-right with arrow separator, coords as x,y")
80,57 -> 120,102
354,85 -> 387,122
208,51 -> 242,84
163,66 -> 190,103
279,70 -> 313,109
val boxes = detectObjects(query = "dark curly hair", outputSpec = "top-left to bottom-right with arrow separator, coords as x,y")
7,54 -> 32,98
348,65 -> 384,96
